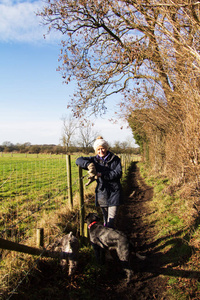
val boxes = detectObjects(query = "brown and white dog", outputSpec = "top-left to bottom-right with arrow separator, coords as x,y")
85,213 -> 146,283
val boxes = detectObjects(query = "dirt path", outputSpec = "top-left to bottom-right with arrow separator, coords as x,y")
96,161 -> 169,300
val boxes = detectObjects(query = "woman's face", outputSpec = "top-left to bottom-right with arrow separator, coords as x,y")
97,146 -> 107,158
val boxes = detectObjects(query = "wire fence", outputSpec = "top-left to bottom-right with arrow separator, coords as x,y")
0,154 -> 80,242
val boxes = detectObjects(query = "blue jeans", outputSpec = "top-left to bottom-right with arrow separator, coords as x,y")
101,206 -> 119,228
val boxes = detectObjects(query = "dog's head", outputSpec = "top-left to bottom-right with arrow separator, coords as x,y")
85,213 -> 100,225
61,232 -> 79,253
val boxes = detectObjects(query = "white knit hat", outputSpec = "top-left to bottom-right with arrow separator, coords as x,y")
93,137 -> 109,152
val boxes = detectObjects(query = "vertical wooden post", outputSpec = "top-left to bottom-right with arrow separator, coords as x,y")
66,155 -> 73,209
124,154 -> 126,174
78,166 -> 84,237
36,228 -> 44,248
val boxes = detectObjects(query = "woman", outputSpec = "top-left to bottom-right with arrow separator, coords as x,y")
76,136 -> 123,228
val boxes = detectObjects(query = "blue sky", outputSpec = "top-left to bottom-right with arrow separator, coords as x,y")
0,0 -> 135,146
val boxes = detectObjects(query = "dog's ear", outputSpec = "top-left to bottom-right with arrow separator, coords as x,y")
85,212 -> 100,222
93,213 -> 100,221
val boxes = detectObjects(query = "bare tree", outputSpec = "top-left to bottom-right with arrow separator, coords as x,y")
60,115 -> 78,152
39,1 -> 200,118
77,121 -> 99,151
39,0 -> 175,117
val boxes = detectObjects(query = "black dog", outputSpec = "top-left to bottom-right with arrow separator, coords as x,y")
85,213 -> 146,283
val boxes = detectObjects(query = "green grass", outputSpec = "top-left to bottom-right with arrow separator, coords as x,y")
0,153 -> 84,240
139,162 -> 200,300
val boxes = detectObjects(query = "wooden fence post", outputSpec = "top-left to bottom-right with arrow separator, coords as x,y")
66,155 -> 73,209
78,166 -> 84,237
124,154 -> 127,173
36,228 -> 44,248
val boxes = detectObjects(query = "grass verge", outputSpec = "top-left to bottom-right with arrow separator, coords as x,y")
139,162 -> 200,300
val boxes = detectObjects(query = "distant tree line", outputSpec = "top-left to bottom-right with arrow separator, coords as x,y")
0,141 -> 140,155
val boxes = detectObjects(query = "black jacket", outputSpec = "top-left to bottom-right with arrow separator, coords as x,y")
76,151 -> 123,207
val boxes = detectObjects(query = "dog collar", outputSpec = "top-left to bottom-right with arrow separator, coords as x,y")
88,221 -> 97,229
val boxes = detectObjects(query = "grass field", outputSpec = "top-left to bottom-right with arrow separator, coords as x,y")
0,153 -> 85,242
